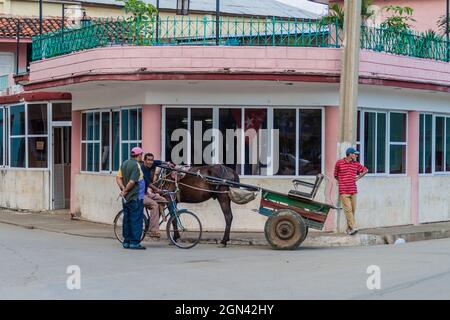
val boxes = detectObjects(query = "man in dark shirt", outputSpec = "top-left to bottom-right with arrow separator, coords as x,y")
116,147 -> 146,249
140,153 -> 171,238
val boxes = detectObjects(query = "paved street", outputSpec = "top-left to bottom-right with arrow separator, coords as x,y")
1,223 -> 449,300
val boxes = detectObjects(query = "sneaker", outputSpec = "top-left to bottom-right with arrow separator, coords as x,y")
346,229 -> 352,235
122,242 -> 130,249
129,244 -> 146,250
350,229 -> 359,235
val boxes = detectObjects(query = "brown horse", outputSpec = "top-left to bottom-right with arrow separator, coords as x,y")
155,164 -> 240,247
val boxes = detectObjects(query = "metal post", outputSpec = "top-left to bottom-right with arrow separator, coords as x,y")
61,3 -> 65,43
156,0 -> 160,43
446,0 -> 449,61
39,0 -> 43,35
216,0 -> 220,45
16,19 -> 20,75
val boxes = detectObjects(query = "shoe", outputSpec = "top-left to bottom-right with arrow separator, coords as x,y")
350,229 -> 359,235
122,242 -> 130,249
129,244 -> 146,250
346,229 -> 352,235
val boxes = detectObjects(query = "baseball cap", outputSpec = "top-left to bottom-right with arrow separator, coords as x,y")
346,147 -> 360,155
131,147 -> 144,156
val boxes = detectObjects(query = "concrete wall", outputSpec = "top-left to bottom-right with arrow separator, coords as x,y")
337,176 -> 412,230
72,173 -> 330,231
0,169 -> 50,211
72,173 -> 122,224
419,176 -> 450,224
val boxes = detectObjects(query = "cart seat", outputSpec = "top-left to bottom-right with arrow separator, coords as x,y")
288,174 -> 324,200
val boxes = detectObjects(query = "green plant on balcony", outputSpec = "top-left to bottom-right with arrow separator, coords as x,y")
379,5 -> 416,56
117,0 -> 158,45
437,14 -> 450,37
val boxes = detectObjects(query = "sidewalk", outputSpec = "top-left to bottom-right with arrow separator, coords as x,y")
1,208 -> 450,247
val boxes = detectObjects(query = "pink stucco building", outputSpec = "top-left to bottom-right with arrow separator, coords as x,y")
330,0 -> 447,32
1,2 -> 449,233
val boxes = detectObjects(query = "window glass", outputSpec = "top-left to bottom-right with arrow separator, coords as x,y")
81,143 -> 87,171
298,109 -> 322,175
244,109 -> 267,175
87,113 -> 93,140
419,114 -> 424,173
390,145 -> 406,174
274,109 -> 296,175
28,103 -> 48,135
10,137 -> 25,167
94,113 -> 100,141
390,112 -> 406,142
435,117 -> 445,172
52,103 -> 71,122
28,137 -> 48,168
130,109 -> 138,141
112,111 -> 120,171
82,113 -> 87,140
0,109 -> 3,166
121,109 -> 129,141
191,108 -> 213,165
219,108 -> 241,172
165,108 -> 188,164
101,112 -> 110,171
446,118 -> 450,172
10,104 -> 25,136
424,115 -> 432,173
364,112 -> 376,173
377,113 -> 386,174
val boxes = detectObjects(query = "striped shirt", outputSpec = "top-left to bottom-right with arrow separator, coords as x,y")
334,158 -> 368,194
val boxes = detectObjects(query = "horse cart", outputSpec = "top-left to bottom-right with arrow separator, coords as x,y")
157,166 -> 337,250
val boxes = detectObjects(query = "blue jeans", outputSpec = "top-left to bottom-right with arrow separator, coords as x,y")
122,199 -> 144,245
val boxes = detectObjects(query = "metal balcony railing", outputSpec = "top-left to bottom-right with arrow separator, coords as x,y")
31,16 -> 450,63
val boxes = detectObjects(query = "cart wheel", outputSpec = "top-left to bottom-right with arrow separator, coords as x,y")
264,209 -> 307,250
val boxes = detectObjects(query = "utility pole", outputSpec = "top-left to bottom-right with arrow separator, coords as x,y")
338,0 -> 362,156
446,0 -> 449,61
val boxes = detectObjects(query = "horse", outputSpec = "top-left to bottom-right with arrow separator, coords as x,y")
154,164 -> 240,247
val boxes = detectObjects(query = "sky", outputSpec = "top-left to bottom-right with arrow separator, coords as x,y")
276,0 -> 328,15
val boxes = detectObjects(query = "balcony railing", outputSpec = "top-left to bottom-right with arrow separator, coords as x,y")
31,16 -> 339,61
361,25 -> 450,62
31,16 -> 449,63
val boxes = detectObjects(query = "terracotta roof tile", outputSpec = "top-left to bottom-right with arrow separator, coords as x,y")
0,15 -> 73,38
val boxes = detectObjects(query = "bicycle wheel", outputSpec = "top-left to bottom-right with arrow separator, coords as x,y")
166,210 -> 202,249
113,210 -> 149,243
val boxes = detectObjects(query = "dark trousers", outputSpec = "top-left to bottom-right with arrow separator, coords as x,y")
122,199 -> 144,245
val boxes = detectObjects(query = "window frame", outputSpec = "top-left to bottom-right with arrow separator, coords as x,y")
418,112 -> 433,176
162,105 -> 325,178
358,109 -> 408,176
80,106 -> 142,175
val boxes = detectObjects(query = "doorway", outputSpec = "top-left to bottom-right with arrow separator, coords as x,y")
52,127 -> 71,209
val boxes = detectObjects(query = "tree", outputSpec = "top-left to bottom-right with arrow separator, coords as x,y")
437,14 -> 450,37
380,5 -> 416,32
319,0 -> 375,30
117,0 -> 158,45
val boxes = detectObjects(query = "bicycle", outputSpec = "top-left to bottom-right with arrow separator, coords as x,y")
113,190 -> 202,249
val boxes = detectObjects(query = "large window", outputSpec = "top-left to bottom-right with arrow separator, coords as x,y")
81,107 -> 142,173
163,106 -> 323,176
358,110 -> 407,174
419,114 -> 450,174
27,103 -> 48,168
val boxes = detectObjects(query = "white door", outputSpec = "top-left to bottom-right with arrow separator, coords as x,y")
52,127 -> 71,209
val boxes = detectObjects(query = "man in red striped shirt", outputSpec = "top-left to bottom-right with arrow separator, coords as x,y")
334,147 -> 368,235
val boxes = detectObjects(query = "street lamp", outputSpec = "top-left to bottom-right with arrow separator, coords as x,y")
176,0 -> 190,15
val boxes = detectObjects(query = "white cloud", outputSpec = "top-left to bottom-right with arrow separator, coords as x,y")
276,0 -> 328,15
